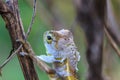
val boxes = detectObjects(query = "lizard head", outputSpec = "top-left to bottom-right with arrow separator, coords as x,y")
44,29 -> 73,53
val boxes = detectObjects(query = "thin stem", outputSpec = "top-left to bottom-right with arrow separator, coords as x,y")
26,0 -> 37,38
0,45 -> 22,70
104,26 -> 120,57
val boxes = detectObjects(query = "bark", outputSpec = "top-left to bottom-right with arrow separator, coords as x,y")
73,0 -> 106,80
0,0 -> 39,80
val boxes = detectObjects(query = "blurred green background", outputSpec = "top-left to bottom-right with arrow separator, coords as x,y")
0,0 -> 120,80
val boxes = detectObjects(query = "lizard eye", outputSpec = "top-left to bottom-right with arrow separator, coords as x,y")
47,36 -> 52,40
47,36 -> 52,44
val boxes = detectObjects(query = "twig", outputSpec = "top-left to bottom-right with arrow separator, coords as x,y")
17,39 -> 56,75
0,45 -> 22,70
0,0 -> 39,79
104,26 -> 120,57
30,55 -> 56,74
106,0 -> 120,45
26,0 -> 36,38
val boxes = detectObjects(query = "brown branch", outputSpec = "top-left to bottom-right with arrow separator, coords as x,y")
104,26 -> 120,57
74,1 -> 119,80
19,39 -> 56,73
0,0 -> 59,80
17,39 -> 58,79
73,0 -> 105,80
106,0 -> 120,46
0,45 -> 22,70
0,0 -> 39,80
26,0 -> 36,38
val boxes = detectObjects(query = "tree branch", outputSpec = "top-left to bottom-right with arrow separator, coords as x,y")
106,0 -> 120,46
104,26 -> 120,57
73,0 -> 105,80
0,45 -> 22,70
0,0 -> 39,80
0,0 -> 59,80
26,0 -> 36,38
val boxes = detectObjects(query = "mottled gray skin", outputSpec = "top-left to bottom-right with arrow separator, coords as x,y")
37,29 -> 80,77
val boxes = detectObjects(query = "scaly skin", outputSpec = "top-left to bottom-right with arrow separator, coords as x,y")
37,29 -> 80,80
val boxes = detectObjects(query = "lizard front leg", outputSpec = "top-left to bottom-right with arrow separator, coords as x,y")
37,55 -> 55,63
